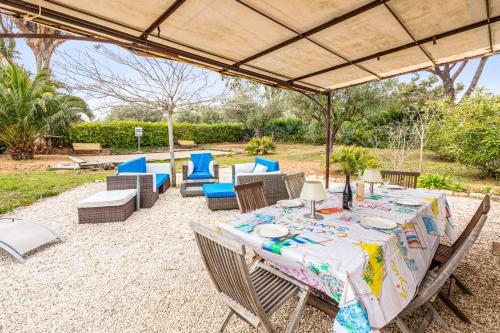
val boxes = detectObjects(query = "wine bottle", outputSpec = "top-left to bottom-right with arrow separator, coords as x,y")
343,174 -> 352,209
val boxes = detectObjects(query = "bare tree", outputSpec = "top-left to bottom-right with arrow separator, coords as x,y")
386,123 -> 417,171
410,105 -> 438,173
427,56 -> 490,102
55,45 -> 224,186
0,14 -> 16,64
12,18 -> 66,73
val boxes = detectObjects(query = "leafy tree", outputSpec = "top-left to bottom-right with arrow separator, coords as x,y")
106,105 -> 164,122
175,105 -> 224,124
223,79 -> 285,136
429,91 -> 500,178
0,63 -> 91,160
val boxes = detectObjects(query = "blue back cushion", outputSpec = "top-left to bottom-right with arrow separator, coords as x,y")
118,157 -> 147,173
191,153 -> 212,172
255,157 -> 279,172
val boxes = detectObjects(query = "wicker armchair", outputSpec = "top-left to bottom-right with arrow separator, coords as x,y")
182,162 -> 219,181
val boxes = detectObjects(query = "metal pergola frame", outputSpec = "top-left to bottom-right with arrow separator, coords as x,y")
1,0 -> 498,188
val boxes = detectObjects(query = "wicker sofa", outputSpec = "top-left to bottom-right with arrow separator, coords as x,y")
106,157 -> 170,208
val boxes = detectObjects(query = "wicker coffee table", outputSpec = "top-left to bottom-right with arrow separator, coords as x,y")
77,189 -> 137,224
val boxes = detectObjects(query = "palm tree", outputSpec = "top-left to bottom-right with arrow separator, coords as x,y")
0,63 -> 92,160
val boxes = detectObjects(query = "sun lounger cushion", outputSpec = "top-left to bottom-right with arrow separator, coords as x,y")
203,183 -> 236,198
77,189 -> 137,208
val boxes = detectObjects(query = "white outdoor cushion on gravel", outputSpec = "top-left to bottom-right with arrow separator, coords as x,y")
77,189 -> 137,208
0,168 -> 498,333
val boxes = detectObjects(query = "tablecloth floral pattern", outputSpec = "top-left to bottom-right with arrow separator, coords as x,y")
216,187 -> 453,332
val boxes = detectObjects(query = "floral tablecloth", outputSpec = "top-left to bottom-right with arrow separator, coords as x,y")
216,187 -> 454,333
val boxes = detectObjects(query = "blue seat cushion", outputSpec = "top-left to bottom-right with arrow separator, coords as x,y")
118,157 -> 147,173
155,173 -> 169,189
255,157 -> 279,172
189,171 -> 213,179
203,183 -> 236,198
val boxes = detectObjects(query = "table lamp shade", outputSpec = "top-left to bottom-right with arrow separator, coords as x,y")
300,181 -> 327,201
363,168 -> 382,183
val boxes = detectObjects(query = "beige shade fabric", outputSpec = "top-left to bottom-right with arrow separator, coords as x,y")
363,169 -> 383,183
1,0 -> 498,94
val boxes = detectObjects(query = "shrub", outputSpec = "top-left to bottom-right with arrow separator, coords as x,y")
263,118 -> 305,142
245,136 -> 276,155
417,173 -> 451,190
428,93 -> 500,178
70,121 -> 246,148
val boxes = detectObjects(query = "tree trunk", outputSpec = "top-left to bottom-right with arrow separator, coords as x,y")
166,109 -> 176,187
419,134 -> 424,173
462,56 -> 490,100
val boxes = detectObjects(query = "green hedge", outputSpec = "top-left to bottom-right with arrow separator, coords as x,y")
263,118 -> 306,142
70,121 -> 246,148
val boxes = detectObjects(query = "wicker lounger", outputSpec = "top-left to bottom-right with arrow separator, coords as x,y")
107,174 -> 161,208
77,189 -> 137,224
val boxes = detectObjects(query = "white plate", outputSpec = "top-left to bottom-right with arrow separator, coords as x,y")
384,185 -> 404,190
255,224 -> 289,238
277,199 -> 303,208
394,198 -> 421,206
361,216 -> 398,230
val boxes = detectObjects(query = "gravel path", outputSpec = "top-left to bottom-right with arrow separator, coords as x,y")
0,169 -> 498,333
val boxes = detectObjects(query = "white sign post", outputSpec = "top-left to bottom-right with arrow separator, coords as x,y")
135,127 -> 143,152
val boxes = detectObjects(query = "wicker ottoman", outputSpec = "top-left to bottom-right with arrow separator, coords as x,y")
78,189 -> 137,224
202,183 -> 239,211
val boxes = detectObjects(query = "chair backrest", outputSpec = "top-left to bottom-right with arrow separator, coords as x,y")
190,153 -> 212,172
255,157 -> 280,172
118,157 -> 147,173
404,196 -> 489,313
234,181 -> 269,213
190,222 -> 267,327
452,195 -> 490,251
283,172 -> 306,199
381,170 -> 420,188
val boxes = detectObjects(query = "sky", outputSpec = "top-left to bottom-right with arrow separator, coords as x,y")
15,38 -> 500,115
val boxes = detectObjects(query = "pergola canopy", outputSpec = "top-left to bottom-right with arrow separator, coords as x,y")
1,0 -> 499,95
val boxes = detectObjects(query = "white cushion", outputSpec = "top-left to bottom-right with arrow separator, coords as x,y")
234,163 -> 256,175
78,189 -> 137,208
209,160 -> 215,177
146,163 -> 170,174
187,161 -> 194,177
253,164 -> 268,174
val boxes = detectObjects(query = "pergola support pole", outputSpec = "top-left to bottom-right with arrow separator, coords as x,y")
325,91 -> 332,189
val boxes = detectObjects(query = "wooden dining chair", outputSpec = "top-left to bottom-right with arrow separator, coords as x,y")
394,205 -> 488,332
191,222 -> 310,333
283,172 -> 306,199
380,170 -> 420,188
234,181 -> 268,213
430,195 -> 490,323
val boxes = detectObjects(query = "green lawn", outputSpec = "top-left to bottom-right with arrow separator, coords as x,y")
0,170 -> 112,214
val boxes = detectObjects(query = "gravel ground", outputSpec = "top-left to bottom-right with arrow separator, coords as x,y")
0,168 -> 498,333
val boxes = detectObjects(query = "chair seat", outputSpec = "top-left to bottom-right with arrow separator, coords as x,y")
250,266 -> 299,314
434,243 -> 453,265
189,171 -> 213,179
155,173 -> 169,189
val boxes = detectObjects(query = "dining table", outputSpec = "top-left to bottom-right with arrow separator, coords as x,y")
216,185 -> 455,333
